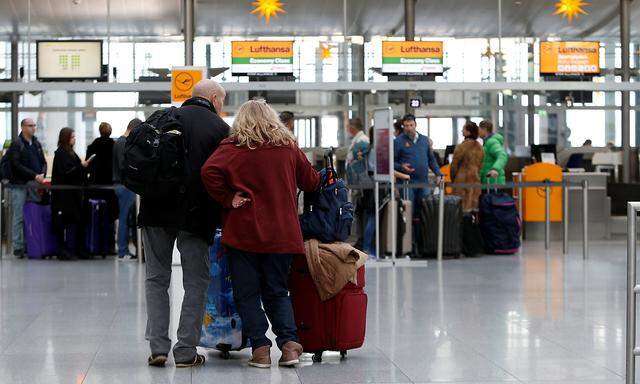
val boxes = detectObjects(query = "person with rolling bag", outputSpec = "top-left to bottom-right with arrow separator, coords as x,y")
202,99 -> 320,369
450,121 -> 485,257
477,120 -> 520,254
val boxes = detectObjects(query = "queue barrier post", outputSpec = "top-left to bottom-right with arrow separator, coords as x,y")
626,202 -> 640,384
436,179 -> 445,262
562,182 -> 569,255
582,180 -> 589,260
544,182 -> 551,250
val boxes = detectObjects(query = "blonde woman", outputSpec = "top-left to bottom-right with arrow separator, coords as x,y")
201,99 -> 320,368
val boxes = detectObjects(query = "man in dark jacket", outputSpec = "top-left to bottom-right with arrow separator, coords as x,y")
8,118 -> 46,258
140,79 -> 230,368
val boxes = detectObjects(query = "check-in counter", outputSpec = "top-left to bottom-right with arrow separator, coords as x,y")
512,171 -> 610,241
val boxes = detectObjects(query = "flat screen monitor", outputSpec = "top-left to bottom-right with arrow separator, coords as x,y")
231,41 -> 294,76
382,41 -> 444,75
531,144 -> 557,163
37,40 -> 103,81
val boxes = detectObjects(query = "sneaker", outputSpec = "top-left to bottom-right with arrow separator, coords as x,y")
175,354 -> 205,368
148,354 -> 168,367
248,346 -> 271,368
279,341 -> 303,367
13,249 -> 24,259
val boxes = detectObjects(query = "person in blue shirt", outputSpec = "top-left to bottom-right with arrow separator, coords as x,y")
394,114 -> 443,201
394,114 -> 443,255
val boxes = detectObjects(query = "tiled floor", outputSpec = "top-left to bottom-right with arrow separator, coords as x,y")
0,240 -> 629,383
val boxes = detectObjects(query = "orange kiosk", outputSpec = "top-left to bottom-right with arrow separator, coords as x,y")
520,163 -> 563,222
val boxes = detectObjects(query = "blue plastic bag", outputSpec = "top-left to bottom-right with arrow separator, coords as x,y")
199,230 -> 248,353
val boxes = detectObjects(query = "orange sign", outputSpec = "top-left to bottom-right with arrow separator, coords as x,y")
232,41 -> 293,58
382,41 -> 443,59
171,67 -> 206,104
540,41 -> 600,75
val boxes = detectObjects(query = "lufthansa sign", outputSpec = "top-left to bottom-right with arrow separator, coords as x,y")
171,67 -> 207,104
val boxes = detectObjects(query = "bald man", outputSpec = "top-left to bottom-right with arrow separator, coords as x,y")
7,118 -> 46,258
139,79 -> 230,368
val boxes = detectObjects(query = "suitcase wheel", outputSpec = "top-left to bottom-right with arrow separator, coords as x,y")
220,351 -> 231,360
340,351 -> 347,359
312,352 -> 323,363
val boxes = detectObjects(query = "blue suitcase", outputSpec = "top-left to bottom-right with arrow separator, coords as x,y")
85,199 -> 115,256
479,192 -> 521,254
199,230 -> 248,358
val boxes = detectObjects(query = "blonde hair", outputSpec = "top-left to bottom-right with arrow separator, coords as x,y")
230,99 -> 297,149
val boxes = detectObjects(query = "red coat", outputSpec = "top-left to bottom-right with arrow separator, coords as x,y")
201,138 -> 320,254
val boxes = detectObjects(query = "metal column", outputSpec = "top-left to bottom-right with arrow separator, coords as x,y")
626,202 -> 640,384
183,0 -> 195,66
10,39 -> 19,140
527,91 -> 535,145
404,0 -> 416,114
545,184 -> 551,250
621,0 -> 632,183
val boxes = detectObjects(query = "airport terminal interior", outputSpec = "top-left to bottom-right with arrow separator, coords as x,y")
2,0 -> 640,383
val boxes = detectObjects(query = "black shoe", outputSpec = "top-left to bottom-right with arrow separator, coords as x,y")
148,354 -> 168,367
175,354 -> 205,368
13,249 -> 24,259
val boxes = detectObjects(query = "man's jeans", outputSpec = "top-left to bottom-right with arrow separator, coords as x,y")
226,247 -> 298,350
408,185 -> 428,255
115,186 -> 135,257
143,227 -> 210,361
10,188 -> 27,252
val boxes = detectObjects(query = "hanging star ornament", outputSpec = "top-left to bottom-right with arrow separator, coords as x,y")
321,44 -> 332,60
554,0 -> 589,22
251,0 -> 286,24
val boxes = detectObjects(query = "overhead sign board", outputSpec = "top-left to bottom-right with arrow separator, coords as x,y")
232,41 -> 294,76
171,67 -> 206,104
37,40 -> 103,80
382,41 -> 444,75
540,41 -> 601,75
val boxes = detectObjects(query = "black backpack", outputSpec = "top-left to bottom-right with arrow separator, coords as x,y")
0,140 -> 23,181
123,108 -> 185,199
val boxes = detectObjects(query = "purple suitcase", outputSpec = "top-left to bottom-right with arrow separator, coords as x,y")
85,199 -> 114,256
24,202 -> 59,259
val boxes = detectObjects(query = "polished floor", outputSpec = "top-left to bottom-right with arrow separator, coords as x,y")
0,240 -> 629,384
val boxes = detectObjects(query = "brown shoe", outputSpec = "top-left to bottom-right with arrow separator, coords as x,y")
279,341 -> 303,367
248,346 -> 271,368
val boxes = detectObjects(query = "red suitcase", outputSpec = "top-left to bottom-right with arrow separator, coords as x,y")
289,255 -> 367,362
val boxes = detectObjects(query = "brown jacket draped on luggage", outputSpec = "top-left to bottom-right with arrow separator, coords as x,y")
450,139 -> 484,211
304,239 -> 367,301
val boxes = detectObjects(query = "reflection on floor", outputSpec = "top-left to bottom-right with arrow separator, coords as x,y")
0,240 -> 627,384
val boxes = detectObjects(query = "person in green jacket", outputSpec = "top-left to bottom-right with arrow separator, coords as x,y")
479,120 -> 508,184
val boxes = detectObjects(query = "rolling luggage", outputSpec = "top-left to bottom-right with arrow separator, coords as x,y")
24,202 -> 58,259
462,213 -> 484,257
289,255 -> 367,362
199,230 -> 248,358
380,197 -> 412,257
479,192 -> 521,254
418,195 -> 463,258
85,199 -> 115,256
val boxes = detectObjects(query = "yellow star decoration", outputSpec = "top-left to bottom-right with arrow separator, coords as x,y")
251,0 -> 286,24
321,44 -> 332,60
554,0 -> 589,22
